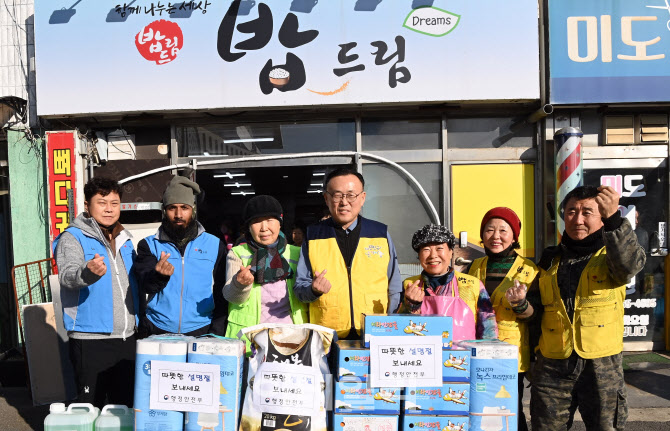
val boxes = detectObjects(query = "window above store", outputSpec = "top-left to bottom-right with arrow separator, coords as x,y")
446,117 -> 534,148
176,121 -> 355,158
362,119 -> 442,150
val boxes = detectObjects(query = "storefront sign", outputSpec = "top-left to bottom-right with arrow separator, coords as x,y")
549,0 -> 670,103
34,1 -> 539,115
46,132 -> 77,243
369,335 -> 442,388
150,360 -> 220,413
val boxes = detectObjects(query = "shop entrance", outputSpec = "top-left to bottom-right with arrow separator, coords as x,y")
195,164 -> 352,248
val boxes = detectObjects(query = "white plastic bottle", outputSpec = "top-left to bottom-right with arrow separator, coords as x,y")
95,405 -> 134,431
44,403 -> 99,431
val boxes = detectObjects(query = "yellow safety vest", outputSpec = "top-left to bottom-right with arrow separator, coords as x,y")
469,255 -> 540,372
402,271 -> 480,326
538,247 -> 625,359
307,218 -> 390,338
225,243 -> 307,353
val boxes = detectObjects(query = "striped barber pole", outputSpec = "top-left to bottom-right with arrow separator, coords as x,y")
554,127 -> 584,241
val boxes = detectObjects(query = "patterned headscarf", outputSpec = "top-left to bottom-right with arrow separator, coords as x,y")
411,224 -> 456,251
247,231 -> 292,285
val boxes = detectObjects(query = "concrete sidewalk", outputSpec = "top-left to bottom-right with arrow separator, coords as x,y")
2,356 -> 670,430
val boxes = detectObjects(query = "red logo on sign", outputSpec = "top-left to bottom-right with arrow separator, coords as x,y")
135,20 -> 183,65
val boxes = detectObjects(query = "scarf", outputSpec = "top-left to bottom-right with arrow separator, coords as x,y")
421,269 -> 455,296
247,231 -> 292,285
560,227 -> 605,257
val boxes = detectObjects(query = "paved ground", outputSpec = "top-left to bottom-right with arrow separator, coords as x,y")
3,355 -> 670,430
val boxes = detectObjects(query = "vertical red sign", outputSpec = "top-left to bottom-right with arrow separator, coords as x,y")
46,132 -> 77,244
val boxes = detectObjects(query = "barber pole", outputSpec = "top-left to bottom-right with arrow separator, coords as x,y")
554,127 -> 584,241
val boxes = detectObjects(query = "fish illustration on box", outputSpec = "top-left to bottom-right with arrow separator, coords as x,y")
444,353 -> 468,371
404,383 -> 469,416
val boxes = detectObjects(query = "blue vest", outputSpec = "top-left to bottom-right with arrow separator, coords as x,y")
143,231 -> 220,333
54,227 -> 139,333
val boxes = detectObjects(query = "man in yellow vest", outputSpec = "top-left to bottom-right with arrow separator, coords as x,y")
294,167 -> 402,340
528,185 -> 645,430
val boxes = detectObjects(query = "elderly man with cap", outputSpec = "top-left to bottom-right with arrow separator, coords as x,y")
135,175 -> 227,336
223,195 -> 307,353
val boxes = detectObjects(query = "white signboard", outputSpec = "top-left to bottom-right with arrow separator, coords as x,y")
34,1 -> 540,116
149,360 -> 220,413
369,335 -> 442,388
252,361 -> 321,416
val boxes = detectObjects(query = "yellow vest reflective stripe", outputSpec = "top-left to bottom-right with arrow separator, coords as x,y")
469,255 -> 540,372
307,219 -> 390,339
402,272 -> 480,326
538,247 -> 625,359
225,243 -> 307,353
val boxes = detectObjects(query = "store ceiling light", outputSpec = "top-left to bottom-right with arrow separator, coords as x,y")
223,182 -> 251,188
312,172 -> 325,176
213,172 -> 245,179
223,138 -> 274,144
310,183 -> 323,187
307,189 -> 323,194
231,191 -> 256,196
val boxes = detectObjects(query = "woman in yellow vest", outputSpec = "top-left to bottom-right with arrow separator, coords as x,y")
398,224 -> 498,340
223,195 -> 308,353
467,207 -> 540,431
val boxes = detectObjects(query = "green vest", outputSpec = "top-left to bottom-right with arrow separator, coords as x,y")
225,243 -> 308,353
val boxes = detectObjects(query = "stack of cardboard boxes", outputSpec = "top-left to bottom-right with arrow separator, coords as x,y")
331,315 -> 520,431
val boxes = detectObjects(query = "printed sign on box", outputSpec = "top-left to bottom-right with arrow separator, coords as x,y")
150,360 -> 220,413
363,314 -> 453,347
369,335 -> 443,388
252,361 -> 321,417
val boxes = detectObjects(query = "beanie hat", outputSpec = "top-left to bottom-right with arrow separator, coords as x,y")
163,176 -> 201,207
242,195 -> 283,227
411,224 -> 456,252
480,207 -> 521,242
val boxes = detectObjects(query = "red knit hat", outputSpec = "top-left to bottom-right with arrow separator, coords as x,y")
480,207 -> 521,242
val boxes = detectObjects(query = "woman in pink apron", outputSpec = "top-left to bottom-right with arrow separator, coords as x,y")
396,224 -> 498,340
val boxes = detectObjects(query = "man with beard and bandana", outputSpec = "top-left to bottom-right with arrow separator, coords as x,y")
135,176 -> 227,336
526,185 -> 645,430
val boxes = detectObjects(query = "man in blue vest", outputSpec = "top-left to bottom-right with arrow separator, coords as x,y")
294,167 -> 402,340
54,177 -> 139,408
135,176 -> 227,336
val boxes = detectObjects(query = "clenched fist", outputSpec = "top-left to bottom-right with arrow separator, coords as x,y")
404,279 -> 425,304
311,269 -> 332,295
596,185 -> 620,219
155,251 -> 174,277
236,265 -> 254,285
87,253 -> 107,277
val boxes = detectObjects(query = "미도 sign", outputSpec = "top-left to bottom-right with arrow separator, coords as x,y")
150,360 -> 220,413
549,0 -> 670,103
369,335 -> 443,388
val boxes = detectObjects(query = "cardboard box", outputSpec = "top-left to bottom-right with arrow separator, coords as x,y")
363,314 -> 453,348
334,381 -> 401,414
334,414 -> 399,431
404,382 -> 470,416
336,340 -> 370,382
442,349 -> 470,383
401,415 -> 469,431
457,340 -> 519,431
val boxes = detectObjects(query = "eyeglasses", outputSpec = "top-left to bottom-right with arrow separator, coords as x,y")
326,191 -> 364,203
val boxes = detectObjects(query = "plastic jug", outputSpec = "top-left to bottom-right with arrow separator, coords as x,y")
44,403 -> 99,431
94,405 -> 133,431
